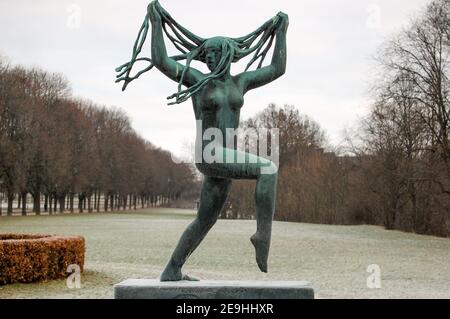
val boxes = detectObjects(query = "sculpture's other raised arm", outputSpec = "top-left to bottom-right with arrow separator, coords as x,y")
148,1 -> 204,87
237,12 -> 288,94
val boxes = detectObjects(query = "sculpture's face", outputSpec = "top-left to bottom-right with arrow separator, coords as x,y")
204,38 -> 224,72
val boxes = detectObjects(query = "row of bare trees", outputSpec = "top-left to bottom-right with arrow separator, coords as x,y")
353,0 -> 450,236
0,59 -> 198,216
223,0 -> 449,237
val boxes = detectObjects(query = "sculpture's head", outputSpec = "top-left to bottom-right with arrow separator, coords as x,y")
203,37 -> 223,71
201,37 -> 239,72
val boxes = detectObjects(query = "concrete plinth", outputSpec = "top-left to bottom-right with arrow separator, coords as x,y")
114,279 -> 314,299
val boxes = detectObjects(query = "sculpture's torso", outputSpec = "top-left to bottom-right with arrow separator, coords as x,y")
192,76 -> 244,146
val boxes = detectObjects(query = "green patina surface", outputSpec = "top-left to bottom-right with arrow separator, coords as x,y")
116,1 -> 289,280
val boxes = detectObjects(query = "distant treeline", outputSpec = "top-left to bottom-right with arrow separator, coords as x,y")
223,0 -> 449,237
1,0 -> 448,239
0,59 -> 198,215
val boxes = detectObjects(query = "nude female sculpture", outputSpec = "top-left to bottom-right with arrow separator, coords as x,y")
116,1 -> 288,281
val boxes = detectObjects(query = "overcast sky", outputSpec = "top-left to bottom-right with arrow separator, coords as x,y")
0,0 -> 431,156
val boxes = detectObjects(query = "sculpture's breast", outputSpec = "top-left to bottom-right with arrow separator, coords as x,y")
201,80 -> 244,114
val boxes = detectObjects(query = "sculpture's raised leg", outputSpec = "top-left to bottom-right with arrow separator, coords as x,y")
251,167 -> 278,272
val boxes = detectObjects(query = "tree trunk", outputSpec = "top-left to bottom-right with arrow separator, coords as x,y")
44,194 -> 48,212
7,191 -> 14,216
88,195 -> 92,213
21,191 -> 27,216
49,195 -> 53,214
59,195 -> 65,213
78,194 -> 83,213
53,193 -> 57,212
93,191 -> 97,211
105,193 -> 109,211
33,192 -> 41,215
96,191 -> 101,212
70,193 -> 74,213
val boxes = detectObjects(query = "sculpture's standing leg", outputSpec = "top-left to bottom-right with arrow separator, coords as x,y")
251,162 -> 278,273
160,176 -> 232,281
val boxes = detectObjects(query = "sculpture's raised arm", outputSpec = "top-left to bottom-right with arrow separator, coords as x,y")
237,12 -> 288,94
117,1 -> 288,103
148,1 -> 204,87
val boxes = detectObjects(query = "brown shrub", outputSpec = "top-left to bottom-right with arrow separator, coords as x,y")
0,233 -> 85,285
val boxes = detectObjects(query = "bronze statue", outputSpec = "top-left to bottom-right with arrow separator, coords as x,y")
116,0 -> 288,281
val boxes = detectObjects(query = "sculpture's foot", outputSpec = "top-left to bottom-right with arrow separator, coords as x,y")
181,274 -> 200,281
250,232 -> 270,273
160,263 -> 199,281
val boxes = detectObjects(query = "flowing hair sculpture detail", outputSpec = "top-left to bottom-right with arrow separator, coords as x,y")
115,3 -> 281,105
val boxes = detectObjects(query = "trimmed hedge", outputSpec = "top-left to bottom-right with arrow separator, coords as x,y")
0,233 -> 85,285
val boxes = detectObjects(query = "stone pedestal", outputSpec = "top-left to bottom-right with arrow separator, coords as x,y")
114,279 -> 314,299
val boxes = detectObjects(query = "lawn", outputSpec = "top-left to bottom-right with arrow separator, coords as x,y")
0,208 -> 449,299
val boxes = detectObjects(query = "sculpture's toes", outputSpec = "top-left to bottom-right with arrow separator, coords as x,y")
160,268 -> 200,281
182,274 -> 200,281
250,233 -> 269,273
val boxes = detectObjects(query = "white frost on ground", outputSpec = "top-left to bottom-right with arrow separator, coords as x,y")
0,208 -> 449,299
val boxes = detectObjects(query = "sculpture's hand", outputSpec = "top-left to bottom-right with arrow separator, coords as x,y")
147,0 -> 161,24
276,12 -> 289,32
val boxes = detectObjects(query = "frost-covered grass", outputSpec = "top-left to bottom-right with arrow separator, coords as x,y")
0,208 -> 449,299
